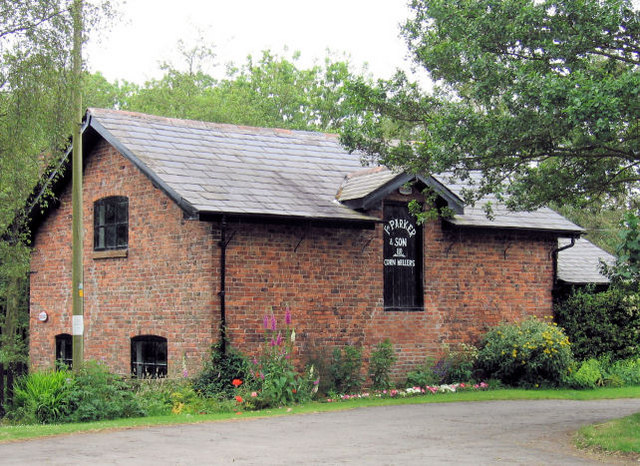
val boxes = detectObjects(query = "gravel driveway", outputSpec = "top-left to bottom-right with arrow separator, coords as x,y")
2,399 -> 640,465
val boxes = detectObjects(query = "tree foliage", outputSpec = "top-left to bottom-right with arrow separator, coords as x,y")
0,0 -> 111,365
83,49 -> 362,132
340,0 -> 640,210
0,0 -> 76,366
555,285 -> 640,361
603,211 -> 640,289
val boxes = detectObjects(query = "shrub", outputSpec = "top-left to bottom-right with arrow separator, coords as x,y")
604,357 -> 640,387
555,286 -> 640,361
477,318 -> 574,387
330,345 -> 364,394
193,342 -> 250,399
63,361 -> 145,423
405,357 -> 439,387
8,369 -> 74,424
368,339 -> 396,390
565,359 -> 603,389
436,343 -> 479,384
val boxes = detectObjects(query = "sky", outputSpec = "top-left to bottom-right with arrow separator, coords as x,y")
84,0 -> 417,84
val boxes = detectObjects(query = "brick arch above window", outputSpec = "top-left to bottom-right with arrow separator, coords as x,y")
93,196 -> 128,251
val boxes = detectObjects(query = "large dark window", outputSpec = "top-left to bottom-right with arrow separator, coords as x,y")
383,202 -> 423,311
131,335 -> 167,378
94,196 -> 128,251
55,333 -> 72,369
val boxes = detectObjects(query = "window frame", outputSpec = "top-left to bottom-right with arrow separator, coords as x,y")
55,333 -> 73,369
131,335 -> 167,378
382,201 -> 424,311
93,196 -> 129,252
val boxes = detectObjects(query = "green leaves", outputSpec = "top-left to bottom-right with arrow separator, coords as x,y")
341,0 -> 640,210
87,49 -> 363,133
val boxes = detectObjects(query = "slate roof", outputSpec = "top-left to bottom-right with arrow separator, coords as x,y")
433,173 -> 583,233
557,238 -> 615,284
87,108 -> 376,222
336,163 -> 582,234
84,108 -> 582,234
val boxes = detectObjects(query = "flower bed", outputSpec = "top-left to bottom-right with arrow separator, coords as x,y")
326,382 -> 489,402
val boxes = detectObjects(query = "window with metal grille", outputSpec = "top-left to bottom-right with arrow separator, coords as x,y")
55,333 -> 73,369
131,335 -> 167,378
383,202 -> 423,311
94,196 -> 128,251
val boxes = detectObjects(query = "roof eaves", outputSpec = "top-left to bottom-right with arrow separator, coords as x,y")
87,111 -> 199,218
444,218 -> 584,236
341,172 -> 466,214
419,175 -> 464,215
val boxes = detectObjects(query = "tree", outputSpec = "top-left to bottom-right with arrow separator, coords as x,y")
0,0 -> 76,369
340,0 -> 640,210
86,48 -> 363,132
0,0 -> 111,369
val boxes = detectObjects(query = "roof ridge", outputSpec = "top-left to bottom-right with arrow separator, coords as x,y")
87,107 -> 340,140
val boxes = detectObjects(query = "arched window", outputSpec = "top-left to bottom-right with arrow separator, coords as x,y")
131,335 -> 167,378
94,196 -> 128,251
55,333 -> 72,369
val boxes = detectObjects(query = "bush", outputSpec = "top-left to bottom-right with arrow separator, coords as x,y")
603,357 -> 640,387
330,345 -> 364,394
193,343 -> 250,399
405,358 -> 440,387
63,361 -> 145,423
435,343 -> 479,384
368,339 -> 396,390
565,359 -> 603,389
555,286 -> 640,361
8,369 -> 74,424
477,318 -> 574,387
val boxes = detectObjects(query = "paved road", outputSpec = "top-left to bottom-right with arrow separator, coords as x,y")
2,399 -> 640,465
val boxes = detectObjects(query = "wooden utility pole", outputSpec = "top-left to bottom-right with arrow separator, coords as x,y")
71,0 -> 84,371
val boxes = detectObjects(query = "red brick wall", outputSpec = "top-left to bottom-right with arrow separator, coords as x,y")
30,140 -> 217,377
30,139 -> 556,380
222,215 -> 555,378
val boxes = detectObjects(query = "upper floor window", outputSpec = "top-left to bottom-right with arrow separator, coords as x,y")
383,202 -> 423,311
94,196 -> 128,251
131,335 -> 167,378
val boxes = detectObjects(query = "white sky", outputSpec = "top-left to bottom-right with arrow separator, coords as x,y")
84,0 -> 417,84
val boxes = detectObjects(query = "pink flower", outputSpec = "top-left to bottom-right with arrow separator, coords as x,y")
276,333 -> 283,346
285,307 -> 291,325
480,382 -> 488,388
263,315 -> 269,330
251,391 -> 258,397
460,383 -> 465,388
271,315 -> 277,331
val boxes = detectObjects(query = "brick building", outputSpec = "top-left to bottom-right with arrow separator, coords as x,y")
29,108 -> 607,378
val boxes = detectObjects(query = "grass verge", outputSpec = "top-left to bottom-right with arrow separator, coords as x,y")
1,386 -> 639,443
576,412 -> 640,456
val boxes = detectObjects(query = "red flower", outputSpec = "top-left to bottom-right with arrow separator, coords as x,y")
235,395 -> 243,403
292,389 -> 297,394
232,379 -> 243,387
